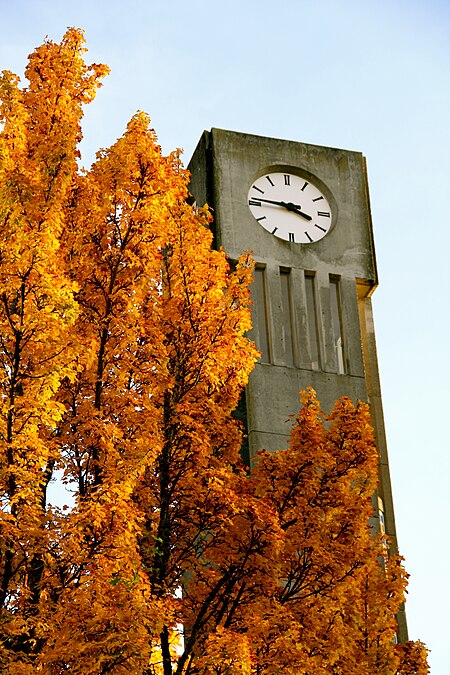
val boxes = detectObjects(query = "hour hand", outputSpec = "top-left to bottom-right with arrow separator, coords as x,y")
284,203 -> 312,221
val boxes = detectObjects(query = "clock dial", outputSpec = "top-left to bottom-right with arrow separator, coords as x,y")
248,172 -> 333,243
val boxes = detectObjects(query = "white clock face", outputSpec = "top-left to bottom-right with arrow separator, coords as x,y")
248,172 -> 333,243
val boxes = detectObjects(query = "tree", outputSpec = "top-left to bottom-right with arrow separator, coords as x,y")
0,29 -> 428,674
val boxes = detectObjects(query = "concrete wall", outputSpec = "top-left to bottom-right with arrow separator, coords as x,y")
189,128 -> 378,281
189,128 -> 378,443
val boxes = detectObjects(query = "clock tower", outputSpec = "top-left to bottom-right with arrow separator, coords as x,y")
188,128 -> 407,639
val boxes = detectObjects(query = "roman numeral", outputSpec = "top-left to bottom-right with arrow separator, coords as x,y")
249,199 -> 261,206
314,223 -> 327,232
304,231 -> 313,242
284,174 -> 291,186
256,216 -> 267,222
317,211 -> 330,217
301,181 -> 308,191
271,227 -> 278,234
288,232 -> 295,242
266,176 -> 275,187
312,196 -> 324,202
252,185 -> 264,194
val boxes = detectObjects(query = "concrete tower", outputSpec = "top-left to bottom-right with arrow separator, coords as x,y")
188,128 -> 407,639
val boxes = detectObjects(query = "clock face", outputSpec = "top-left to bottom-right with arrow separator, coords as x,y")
248,172 -> 333,243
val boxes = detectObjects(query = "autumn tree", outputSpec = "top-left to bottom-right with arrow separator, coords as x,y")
0,29 -> 428,674
0,28 -> 108,670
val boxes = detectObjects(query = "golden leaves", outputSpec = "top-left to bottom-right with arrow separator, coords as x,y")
0,29 -> 428,675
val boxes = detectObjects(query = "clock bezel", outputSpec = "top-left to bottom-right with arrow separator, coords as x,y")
247,164 -> 338,244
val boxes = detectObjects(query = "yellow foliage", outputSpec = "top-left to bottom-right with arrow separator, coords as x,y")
0,30 -> 428,675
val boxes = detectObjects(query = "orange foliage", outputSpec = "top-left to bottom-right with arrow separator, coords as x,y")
0,30 -> 428,674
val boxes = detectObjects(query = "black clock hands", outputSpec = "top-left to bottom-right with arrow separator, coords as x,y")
285,204 -> 312,220
253,197 -> 312,221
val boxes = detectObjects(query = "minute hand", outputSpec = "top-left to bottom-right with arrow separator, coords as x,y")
255,197 -> 312,221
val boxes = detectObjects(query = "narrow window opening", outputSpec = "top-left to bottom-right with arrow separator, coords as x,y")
233,389 -> 250,469
280,268 -> 294,366
305,274 -> 321,370
378,497 -> 387,543
252,267 -> 271,363
329,276 -> 345,374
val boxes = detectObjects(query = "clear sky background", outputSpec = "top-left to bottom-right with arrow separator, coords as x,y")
1,1 -> 449,672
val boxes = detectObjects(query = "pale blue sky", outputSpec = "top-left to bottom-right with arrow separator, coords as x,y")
1,1 -> 449,672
